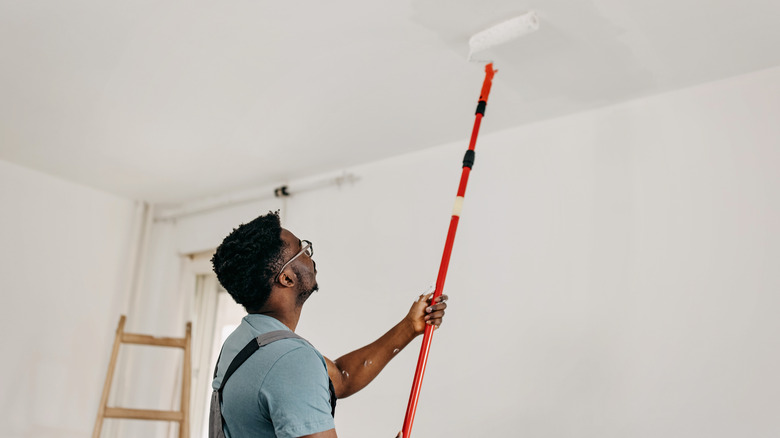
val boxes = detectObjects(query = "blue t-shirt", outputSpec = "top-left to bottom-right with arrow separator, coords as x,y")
212,314 -> 336,438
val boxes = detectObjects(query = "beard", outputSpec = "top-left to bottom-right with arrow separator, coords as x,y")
296,284 -> 318,307
292,266 -> 318,307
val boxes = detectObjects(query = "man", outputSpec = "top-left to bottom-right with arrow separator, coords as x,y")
211,211 -> 447,437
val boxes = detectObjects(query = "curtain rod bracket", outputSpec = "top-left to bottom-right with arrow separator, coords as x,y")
274,185 -> 290,198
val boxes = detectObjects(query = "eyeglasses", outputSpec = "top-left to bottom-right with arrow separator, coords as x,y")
276,240 -> 313,281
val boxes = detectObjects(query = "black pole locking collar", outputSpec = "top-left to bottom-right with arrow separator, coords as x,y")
475,100 -> 487,116
462,150 -> 476,169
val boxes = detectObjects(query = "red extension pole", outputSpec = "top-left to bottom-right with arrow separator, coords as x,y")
401,63 -> 496,438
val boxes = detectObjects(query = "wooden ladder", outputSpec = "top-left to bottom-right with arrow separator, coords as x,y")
92,315 -> 192,438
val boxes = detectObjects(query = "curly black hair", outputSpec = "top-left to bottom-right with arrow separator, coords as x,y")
211,211 -> 287,312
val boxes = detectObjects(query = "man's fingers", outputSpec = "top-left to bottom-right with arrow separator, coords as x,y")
424,298 -> 446,326
424,300 -> 447,315
426,317 -> 444,327
425,293 -> 449,304
424,293 -> 448,320
426,301 -> 447,311
425,308 -> 446,317
416,292 -> 449,327
425,312 -> 445,324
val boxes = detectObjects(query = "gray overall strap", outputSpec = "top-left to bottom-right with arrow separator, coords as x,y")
209,330 -> 304,438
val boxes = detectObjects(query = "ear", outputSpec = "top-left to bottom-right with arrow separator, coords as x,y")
277,269 -> 296,288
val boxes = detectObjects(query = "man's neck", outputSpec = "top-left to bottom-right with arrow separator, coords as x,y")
252,302 -> 301,332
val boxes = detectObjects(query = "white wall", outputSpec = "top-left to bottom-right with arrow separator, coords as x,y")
142,65 -> 780,437
0,160 -> 140,438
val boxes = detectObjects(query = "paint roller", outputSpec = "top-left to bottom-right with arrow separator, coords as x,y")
469,11 -> 540,61
400,11 -> 540,438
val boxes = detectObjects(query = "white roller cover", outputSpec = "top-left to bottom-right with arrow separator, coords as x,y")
468,11 -> 540,60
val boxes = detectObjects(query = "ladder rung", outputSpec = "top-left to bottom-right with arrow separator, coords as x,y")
104,407 -> 184,422
121,333 -> 186,348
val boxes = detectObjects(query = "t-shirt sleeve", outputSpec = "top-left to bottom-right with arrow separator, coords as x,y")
259,345 -> 336,438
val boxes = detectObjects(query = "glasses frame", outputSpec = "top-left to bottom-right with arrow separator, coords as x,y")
275,239 -> 313,282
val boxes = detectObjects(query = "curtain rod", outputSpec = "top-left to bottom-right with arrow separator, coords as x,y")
153,171 -> 359,223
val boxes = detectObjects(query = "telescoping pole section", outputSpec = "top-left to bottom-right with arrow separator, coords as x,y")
401,63 -> 496,438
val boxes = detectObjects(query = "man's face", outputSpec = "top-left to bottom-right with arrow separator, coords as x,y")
280,229 -> 318,300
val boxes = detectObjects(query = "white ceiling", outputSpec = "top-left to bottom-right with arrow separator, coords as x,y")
2,0 -> 779,204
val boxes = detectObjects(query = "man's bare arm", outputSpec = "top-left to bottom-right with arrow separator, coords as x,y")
325,293 -> 447,399
300,428 -> 338,438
